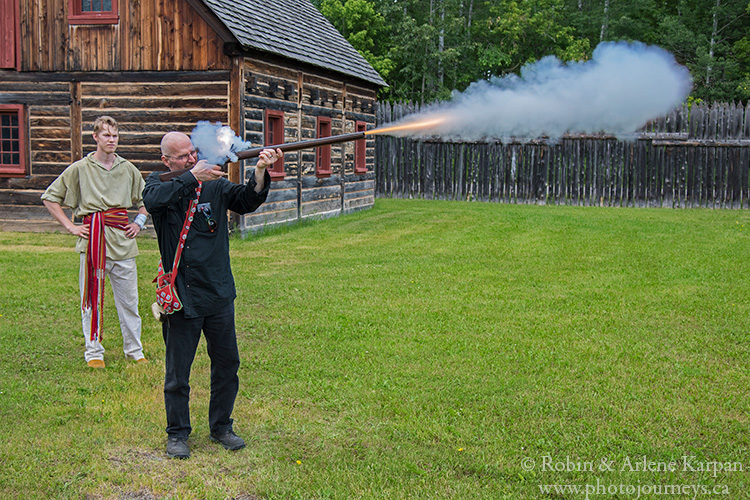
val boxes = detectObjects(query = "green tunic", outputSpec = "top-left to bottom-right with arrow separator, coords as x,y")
41,152 -> 145,261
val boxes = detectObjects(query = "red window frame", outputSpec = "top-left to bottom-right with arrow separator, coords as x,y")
316,116 -> 332,178
0,104 -> 27,177
68,0 -> 119,25
0,0 -> 21,70
264,109 -> 285,180
354,121 -> 368,174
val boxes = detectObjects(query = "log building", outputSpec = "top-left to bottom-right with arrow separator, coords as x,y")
0,0 -> 386,232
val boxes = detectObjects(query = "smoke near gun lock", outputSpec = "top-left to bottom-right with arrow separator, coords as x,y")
382,41 -> 693,141
190,122 -> 253,165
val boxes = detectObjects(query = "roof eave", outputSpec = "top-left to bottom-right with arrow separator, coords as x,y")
185,0 -> 238,44
228,43 -> 388,89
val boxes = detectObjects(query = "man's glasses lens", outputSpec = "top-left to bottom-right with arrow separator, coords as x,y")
171,150 -> 197,161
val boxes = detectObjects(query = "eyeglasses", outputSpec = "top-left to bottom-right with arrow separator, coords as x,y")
166,149 -> 198,162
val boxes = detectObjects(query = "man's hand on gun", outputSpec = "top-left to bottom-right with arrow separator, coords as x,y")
190,160 -> 227,182
255,148 -> 283,170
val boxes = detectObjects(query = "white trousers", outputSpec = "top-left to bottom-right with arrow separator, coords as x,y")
79,254 -> 144,362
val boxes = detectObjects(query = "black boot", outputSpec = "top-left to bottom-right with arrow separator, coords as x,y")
210,430 -> 245,451
166,436 -> 190,459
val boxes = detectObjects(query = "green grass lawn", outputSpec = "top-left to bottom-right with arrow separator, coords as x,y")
0,199 -> 748,499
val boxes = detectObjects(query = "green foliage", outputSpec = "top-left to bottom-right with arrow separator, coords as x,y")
316,0 -> 395,80
313,0 -> 749,103
0,200 -> 748,497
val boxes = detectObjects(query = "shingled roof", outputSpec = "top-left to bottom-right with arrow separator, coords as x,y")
201,0 -> 387,87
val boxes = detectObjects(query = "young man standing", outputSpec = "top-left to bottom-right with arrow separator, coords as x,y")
143,131 -> 280,459
42,116 -> 148,368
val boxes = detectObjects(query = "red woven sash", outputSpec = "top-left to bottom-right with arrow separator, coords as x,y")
82,207 -> 129,342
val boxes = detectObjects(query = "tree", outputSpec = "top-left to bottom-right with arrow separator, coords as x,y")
314,0 -> 749,102
315,0 -> 395,81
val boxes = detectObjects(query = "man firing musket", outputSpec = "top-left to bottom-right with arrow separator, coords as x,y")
143,130 -> 281,459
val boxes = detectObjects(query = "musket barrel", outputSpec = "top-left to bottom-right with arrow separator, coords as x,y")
236,131 -> 366,160
159,131 -> 367,182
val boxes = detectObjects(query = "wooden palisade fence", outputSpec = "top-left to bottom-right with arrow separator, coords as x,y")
375,102 -> 750,208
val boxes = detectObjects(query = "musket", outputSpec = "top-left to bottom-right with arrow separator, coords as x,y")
159,131 -> 366,182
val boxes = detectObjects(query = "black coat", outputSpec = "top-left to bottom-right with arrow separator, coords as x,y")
143,169 -> 270,318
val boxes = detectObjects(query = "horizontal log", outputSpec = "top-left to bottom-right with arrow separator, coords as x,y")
31,139 -> 71,150
300,104 -> 343,118
30,117 -> 71,127
244,208 -> 298,227
301,185 -> 341,203
243,109 -> 263,121
0,71 -> 230,83
343,196 -> 374,212
82,134 -> 165,146
343,188 -> 375,201
28,106 -> 70,117
0,204 -> 71,220
266,188 -> 298,203
0,219 -> 69,233
30,128 -> 72,139
301,175 -> 340,188
30,162 -> 69,175
244,60 -> 300,81
0,82 -> 69,92
243,132 -> 263,144
343,172 -> 375,182
81,109 -> 228,122
244,95 -> 298,113
254,198 -> 298,214
344,182 -> 375,197
301,200 -> 341,218
80,97 -> 228,109
256,177 -> 296,190
345,111 -> 377,122
0,93 -> 70,105
81,82 -> 229,97
0,189 -> 46,205
0,175 -> 57,190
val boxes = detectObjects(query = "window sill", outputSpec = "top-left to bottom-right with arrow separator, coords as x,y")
68,13 -> 119,25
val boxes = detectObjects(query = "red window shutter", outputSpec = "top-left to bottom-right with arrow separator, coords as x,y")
264,110 -> 285,180
0,104 -> 27,176
316,116 -> 332,177
0,0 -> 17,69
354,121 -> 367,174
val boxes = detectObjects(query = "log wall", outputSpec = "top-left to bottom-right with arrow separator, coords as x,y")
0,71 -> 230,231
241,60 -> 377,232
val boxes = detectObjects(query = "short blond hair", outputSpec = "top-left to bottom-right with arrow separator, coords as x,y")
93,115 -> 118,134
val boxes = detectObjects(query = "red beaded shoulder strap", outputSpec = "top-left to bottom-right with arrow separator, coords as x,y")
167,182 -> 202,284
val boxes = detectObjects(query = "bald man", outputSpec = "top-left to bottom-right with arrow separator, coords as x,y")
143,131 -> 282,459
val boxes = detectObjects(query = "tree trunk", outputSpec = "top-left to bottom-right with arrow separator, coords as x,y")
705,0 -> 721,86
439,4 -> 445,87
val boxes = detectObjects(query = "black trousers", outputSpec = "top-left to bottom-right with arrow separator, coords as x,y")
162,302 -> 239,439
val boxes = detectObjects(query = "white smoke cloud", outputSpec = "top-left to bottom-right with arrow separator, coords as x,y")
190,121 -> 253,164
387,41 -> 692,141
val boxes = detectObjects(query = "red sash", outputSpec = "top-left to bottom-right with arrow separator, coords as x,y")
82,208 -> 129,342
